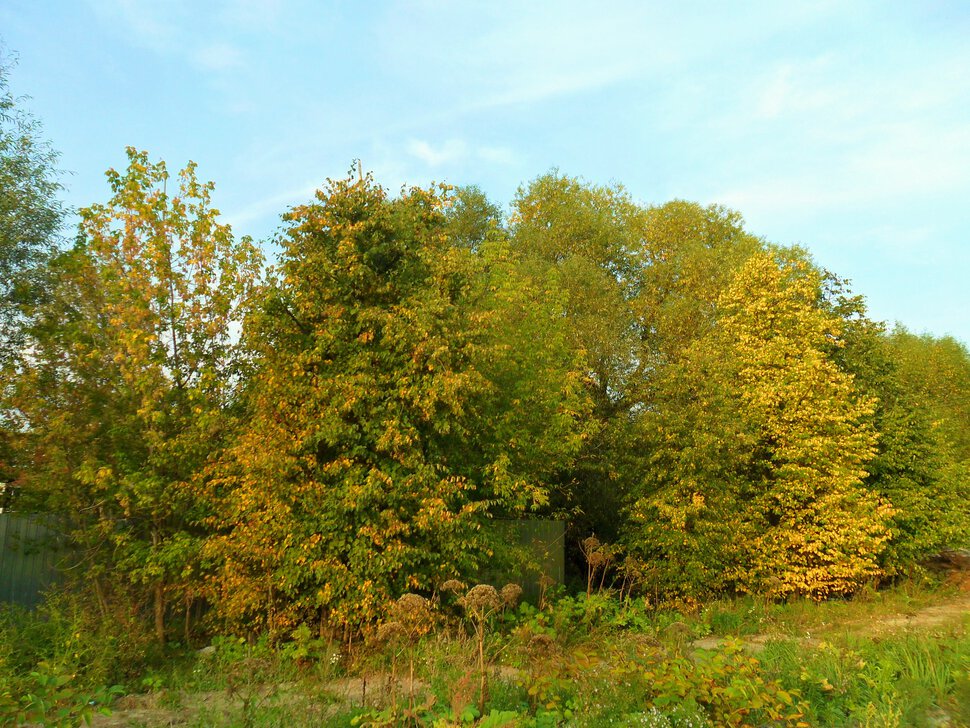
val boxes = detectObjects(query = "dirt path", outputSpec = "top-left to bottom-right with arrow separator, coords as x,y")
90,590 -> 970,726
852,591 -> 970,634
693,589 -> 970,652
89,672 -> 425,727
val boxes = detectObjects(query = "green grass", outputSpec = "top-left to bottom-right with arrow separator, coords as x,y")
1,578 -> 968,727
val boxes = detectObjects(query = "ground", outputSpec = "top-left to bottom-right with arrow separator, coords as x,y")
88,580 -> 970,727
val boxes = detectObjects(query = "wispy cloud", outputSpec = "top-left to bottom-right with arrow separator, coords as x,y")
88,0 -> 247,73
702,42 -> 970,231
405,138 -> 518,169
753,56 -> 842,120
223,181 -> 320,232
407,139 -> 468,167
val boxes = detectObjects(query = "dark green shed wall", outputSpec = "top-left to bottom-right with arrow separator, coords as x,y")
0,514 -> 62,608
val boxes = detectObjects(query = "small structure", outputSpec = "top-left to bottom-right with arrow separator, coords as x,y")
0,513 -> 63,608
483,519 -> 565,603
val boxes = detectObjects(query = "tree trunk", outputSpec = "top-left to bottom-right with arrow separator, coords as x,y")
154,582 -> 165,645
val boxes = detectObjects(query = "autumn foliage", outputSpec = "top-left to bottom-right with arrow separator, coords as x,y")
2,152 -> 968,641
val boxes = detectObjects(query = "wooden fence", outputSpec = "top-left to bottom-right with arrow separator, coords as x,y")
0,513 -> 63,608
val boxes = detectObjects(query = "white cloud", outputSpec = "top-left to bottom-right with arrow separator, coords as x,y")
223,181 -> 320,231
753,56 -> 842,120
88,0 -> 247,73
404,139 -> 518,169
406,139 -> 468,167
701,39 -> 970,235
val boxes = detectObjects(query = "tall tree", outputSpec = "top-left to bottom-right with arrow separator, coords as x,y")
628,252 -> 892,599
6,149 -> 262,642
888,329 -> 970,462
509,181 -> 764,555
0,57 -> 63,365
204,172 -> 588,635
509,174 -> 648,546
444,185 -> 504,252
873,328 -> 970,562
0,56 -> 64,492
635,200 -> 762,378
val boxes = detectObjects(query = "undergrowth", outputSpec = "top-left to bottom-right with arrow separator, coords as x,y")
0,576 -> 967,726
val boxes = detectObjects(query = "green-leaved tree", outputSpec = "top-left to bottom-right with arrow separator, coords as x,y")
7,148 -> 261,642
204,172 -> 589,636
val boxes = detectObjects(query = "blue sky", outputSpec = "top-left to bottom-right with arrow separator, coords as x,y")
2,0 -> 968,344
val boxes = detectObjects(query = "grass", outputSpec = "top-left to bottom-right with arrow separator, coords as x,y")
1,576 -> 968,726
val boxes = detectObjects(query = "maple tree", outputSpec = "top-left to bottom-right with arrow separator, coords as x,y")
5,149 -> 262,641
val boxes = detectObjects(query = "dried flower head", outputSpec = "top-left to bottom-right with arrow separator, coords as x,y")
390,592 -> 433,637
500,583 -> 523,608
376,620 -> 404,643
581,535 -> 601,553
440,579 -> 466,594
395,593 -> 430,617
587,550 -> 606,567
461,584 -> 501,613
538,575 -> 555,589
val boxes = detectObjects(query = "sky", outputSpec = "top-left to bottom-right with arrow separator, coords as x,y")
2,0 -> 968,344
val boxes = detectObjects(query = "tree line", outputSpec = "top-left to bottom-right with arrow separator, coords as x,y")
2,71 -> 968,644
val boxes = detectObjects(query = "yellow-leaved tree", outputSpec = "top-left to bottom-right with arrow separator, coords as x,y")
629,251 -> 893,599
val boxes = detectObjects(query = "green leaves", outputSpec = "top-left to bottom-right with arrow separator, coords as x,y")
4,145 -> 967,641
629,252 -> 892,598
205,173 -> 589,634
0,59 -> 64,370
7,148 -> 262,641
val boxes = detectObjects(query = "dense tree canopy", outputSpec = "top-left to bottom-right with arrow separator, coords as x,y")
2,145 -> 967,640
4,149 -> 262,641
628,252 -> 892,598
202,173 -> 590,635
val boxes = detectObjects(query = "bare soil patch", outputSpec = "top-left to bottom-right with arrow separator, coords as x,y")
693,589 -> 970,653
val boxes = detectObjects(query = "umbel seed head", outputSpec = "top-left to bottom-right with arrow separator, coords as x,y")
440,579 -> 466,594
376,620 -> 404,642
461,584 -> 500,612
396,593 -> 430,617
500,583 -> 523,608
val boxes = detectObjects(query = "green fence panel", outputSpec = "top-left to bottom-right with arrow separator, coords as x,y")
0,513 -> 63,608
482,519 -> 565,603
